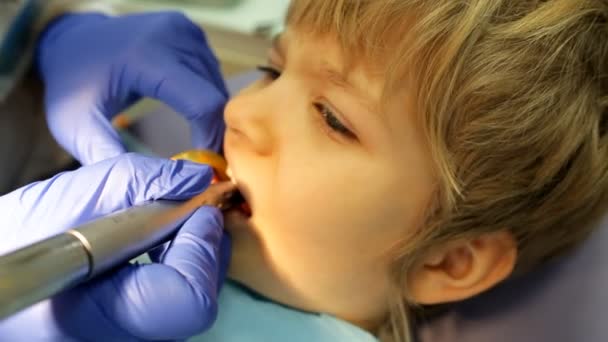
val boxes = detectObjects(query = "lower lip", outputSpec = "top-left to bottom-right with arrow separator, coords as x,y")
224,207 -> 253,232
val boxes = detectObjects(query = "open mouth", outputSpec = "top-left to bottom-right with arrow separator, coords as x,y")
225,166 -> 252,218
169,149 -> 251,217
227,190 -> 252,218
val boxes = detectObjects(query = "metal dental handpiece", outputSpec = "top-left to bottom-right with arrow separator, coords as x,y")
0,181 -> 237,320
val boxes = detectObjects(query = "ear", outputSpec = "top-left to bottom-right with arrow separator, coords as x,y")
407,230 -> 517,305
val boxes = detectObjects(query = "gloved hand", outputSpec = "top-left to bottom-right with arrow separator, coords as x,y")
0,153 -> 232,341
36,12 -> 228,165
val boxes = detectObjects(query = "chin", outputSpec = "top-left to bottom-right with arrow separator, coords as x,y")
223,207 -> 253,234
223,212 -> 269,291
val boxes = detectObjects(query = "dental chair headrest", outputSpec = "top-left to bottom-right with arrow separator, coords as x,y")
417,212 -> 608,342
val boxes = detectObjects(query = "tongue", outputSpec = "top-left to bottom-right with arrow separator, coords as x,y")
240,202 -> 252,216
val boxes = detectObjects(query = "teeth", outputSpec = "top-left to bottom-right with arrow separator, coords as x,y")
226,167 -> 237,185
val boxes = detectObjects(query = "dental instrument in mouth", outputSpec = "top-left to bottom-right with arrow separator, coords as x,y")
173,150 -> 251,216
0,176 -> 238,320
0,148 -> 256,320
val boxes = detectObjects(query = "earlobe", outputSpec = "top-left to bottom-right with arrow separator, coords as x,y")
407,230 -> 517,305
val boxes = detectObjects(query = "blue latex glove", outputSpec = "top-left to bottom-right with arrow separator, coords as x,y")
0,154 -> 231,341
36,12 -> 228,165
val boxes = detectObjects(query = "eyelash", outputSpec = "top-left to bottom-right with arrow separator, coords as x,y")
256,65 -> 357,141
257,65 -> 281,80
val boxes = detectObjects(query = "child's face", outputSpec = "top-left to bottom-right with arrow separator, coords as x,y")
223,28 -> 436,326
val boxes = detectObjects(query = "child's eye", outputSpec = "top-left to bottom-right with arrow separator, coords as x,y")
314,103 -> 357,140
256,65 -> 356,141
257,65 -> 281,80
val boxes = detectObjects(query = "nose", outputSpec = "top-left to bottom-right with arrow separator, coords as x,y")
224,86 -> 275,156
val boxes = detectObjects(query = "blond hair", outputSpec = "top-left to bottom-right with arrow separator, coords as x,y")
288,0 -> 608,341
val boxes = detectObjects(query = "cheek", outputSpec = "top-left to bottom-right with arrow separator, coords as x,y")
263,152 -> 411,259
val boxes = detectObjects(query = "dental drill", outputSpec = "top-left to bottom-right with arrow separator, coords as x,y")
0,182 -> 236,320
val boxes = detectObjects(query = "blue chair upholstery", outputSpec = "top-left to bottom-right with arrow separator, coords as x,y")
418,213 -> 608,342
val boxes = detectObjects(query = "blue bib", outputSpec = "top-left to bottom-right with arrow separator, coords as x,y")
190,281 -> 379,342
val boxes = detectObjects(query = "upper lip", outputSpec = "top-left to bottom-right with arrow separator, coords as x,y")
224,157 -> 253,212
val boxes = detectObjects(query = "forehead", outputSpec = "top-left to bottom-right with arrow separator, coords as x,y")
283,17 -> 417,111
282,26 -> 384,74
278,28 -> 384,112
284,0 -> 412,64
284,0 -> 421,102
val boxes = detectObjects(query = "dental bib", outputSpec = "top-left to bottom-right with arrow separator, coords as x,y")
191,280 -> 379,342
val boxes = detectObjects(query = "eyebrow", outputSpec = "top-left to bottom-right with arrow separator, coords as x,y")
320,63 -> 355,92
271,34 -> 379,114
271,34 -> 286,58
272,34 -> 351,88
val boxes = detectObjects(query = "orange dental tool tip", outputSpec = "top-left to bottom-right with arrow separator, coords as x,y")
171,149 -> 229,183
112,113 -> 131,129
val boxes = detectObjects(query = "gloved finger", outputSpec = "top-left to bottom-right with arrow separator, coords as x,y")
190,111 -> 226,152
161,206 -> 224,293
149,210 -> 230,282
162,11 -> 227,97
196,46 -> 227,97
147,215 -> 226,265
59,154 -> 214,212
147,241 -> 171,263
138,59 -> 227,151
59,209 -> 225,340
0,293 -> 128,341
3,155 -> 213,249
52,261 -> 214,341
44,92 -> 126,165
175,28 -> 228,97
133,58 -> 228,128
51,285 -> 139,341
217,232 -> 232,289
117,156 -> 214,204
175,55 -> 226,151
